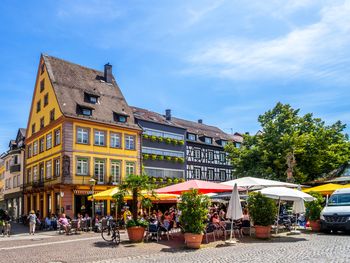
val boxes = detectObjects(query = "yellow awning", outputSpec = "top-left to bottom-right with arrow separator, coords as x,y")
303,183 -> 349,195
88,187 -> 179,201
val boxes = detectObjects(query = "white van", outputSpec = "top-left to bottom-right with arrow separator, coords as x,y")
320,188 -> 350,233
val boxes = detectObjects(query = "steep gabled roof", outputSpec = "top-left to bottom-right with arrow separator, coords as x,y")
42,54 -> 140,130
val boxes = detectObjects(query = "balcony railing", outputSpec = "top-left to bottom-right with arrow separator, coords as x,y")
10,164 -> 21,173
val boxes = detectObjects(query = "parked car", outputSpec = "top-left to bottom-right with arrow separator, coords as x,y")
320,188 -> 350,233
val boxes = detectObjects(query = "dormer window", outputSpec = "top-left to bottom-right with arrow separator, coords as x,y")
204,137 -> 212,144
113,112 -> 128,123
84,92 -> 99,104
188,133 -> 196,141
221,140 -> 228,147
82,108 -> 92,116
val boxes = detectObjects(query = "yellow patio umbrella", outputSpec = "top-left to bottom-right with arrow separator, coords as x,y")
303,183 -> 348,196
88,187 -> 179,201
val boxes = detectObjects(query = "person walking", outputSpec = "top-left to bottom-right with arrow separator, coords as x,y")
27,210 -> 37,235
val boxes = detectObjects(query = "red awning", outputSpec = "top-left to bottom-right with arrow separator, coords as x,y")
156,180 -> 241,195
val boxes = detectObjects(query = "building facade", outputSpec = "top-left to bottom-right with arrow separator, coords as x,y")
171,118 -> 241,182
1,129 -> 26,219
132,107 -> 186,179
0,158 -> 5,210
24,54 -> 141,218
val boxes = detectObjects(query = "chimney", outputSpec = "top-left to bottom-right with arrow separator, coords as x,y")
104,63 -> 113,83
165,109 -> 171,120
198,119 -> 203,124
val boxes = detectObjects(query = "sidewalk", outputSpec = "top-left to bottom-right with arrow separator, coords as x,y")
0,222 -> 59,241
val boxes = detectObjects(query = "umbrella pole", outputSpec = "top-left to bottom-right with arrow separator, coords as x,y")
276,198 -> 281,235
230,219 -> 234,242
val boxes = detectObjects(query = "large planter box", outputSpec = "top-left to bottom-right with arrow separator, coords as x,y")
127,226 -> 145,243
184,233 -> 203,249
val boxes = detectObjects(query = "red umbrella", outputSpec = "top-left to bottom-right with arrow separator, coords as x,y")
156,179 -> 239,195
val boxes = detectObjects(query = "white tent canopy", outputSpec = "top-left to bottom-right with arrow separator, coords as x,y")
257,187 -> 315,202
222,176 -> 298,190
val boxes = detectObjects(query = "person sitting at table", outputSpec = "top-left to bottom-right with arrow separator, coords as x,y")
45,216 -> 52,230
58,213 -> 70,235
50,214 -> 58,230
211,212 -> 225,228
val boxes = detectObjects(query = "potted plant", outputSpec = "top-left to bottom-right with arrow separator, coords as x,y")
171,139 -> 178,145
157,136 -> 164,143
247,192 -> 277,239
113,174 -> 155,243
143,154 -> 149,160
142,134 -> 149,140
178,157 -> 185,163
157,155 -> 164,161
305,192 -> 323,232
165,156 -> 172,161
151,154 -> 157,160
151,135 -> 157,142
179,189 -> 210,249
178,140 -> 185,145
165,138 -> 172,144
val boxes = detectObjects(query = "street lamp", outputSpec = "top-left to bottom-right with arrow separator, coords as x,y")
89,178 -> 96,230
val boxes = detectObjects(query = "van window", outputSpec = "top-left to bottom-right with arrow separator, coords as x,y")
328,193 -> 350,206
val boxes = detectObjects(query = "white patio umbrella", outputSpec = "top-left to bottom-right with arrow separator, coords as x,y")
222,177 -> 298,191
257,187 -> 315,234
226,183 -> 243,244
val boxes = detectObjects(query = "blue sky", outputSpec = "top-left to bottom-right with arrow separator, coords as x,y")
0,0 -> 349,152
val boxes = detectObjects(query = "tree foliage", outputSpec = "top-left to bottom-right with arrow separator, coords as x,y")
226,102 -> 350,183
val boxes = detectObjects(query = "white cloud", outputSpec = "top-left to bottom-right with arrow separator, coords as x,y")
185,1 -> 350,82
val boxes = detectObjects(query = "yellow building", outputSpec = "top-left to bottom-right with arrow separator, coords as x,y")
0,159 -> 5,210
24,54 -> 141,218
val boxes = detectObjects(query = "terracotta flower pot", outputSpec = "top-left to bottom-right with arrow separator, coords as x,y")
254,225 -> 272,239
127,226 -> 145,243
184,233 -> 203,249
309,220 -> 321,232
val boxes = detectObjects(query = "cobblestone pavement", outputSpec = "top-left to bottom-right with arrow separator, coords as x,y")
1,224 -> 349,263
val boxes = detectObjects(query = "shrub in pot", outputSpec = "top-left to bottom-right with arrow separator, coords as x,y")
113,174 -> 155,243
165,138 -> 172,144
171,139 -> 178,145
178,140 -> 185,145
143,154 -> 149,160
157,136 -> 164,143
179,189 -> 210,249
150,135 -> 157,142
157,155 -> 164,161
247,192 -> 277,239
305,192 -> 323,232
151,154 -> 157,160
165,156 -> 172,161
142,134 -> 149,139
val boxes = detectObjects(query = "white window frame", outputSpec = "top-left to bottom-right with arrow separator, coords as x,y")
188,133 -> 196,141
110,133 -> 121,148
220,170 -> 226,181
77,128 -> 89,144
46,133 -> 52,150
208,169 -> 214,181
208,151 -> 214,161
33,166 -> 38,182
126,162 -> 135,176
46,160 -> 52,179
54,129 -> 61,146
54,158 -> 60,177
194,149 -> 201,159
94,159 -> 105,184
110,160 -> 121,183
125,135 -> 135,150
33,141 -> 38,155
94,130 -> 105,146
77,158 -> 89,176
204,137 -> 212,144
194,167 -> 201,179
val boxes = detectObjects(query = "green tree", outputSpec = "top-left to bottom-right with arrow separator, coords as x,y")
226,102 -> 350,183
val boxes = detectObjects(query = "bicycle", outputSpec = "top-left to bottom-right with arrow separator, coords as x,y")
101,219 -> 120,245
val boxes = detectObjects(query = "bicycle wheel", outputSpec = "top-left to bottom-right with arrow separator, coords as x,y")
101,227 -> 114,242
112,229 -> 120,245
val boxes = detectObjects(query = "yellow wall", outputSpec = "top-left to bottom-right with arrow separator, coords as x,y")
27,58 -> 63,138
72,120 -> 140,184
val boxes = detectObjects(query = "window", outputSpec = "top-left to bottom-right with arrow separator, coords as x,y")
110,160 -> 121,184
125,135 -> 135,150
207,151 -> 214,161
46,133 -> 52,150
39,163 -> 44,181
41,63 -> 45,74
37,100 -> 41,113
94,159 -> 105,183
88,95 -> 98,104
235,142 -> 241,148
27,144 -> 32,158
126,162 -> 135,176
220,153 -> 226,163
40,117 -> 44,129
44,93 -> 49,107
33,166 -> 38,182
33,141 -> 38,155
82,108 -> 92,116
77,158 -> 89,175
194,149 -> 201,159
50,109 -> 55,122
110,133 -> 121,148
39,137 -> 45,153
54,158 -> 60,177
27,168 -> 31,184
13,155 -> 19,164
13,177 -> 16,188
32,124 -> 36,134
17,174 -> 20,186
221,140 -> 228,147
188,133 -> 196,141
143,128 -> 184,141
204,137 -> 212,144
46,160 -> 52,179
194,168 -> 201,179
208,169 -> 214,181
94,130 -> 106,146
77,127 -> 89,144
54,129 -> 61,146
220,170 -> 226,181
142,147 -> 184,158
118,115 -> 126,123
5,161 -> 9,171
40,79 -> 45,92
